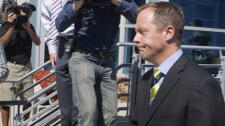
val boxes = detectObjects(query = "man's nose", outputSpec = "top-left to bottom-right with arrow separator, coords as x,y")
133,33 -> 139,43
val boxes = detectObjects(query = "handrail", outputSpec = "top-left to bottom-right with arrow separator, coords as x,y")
0,60 -> 56,126
116,63 -> 132,71
117,42 -> 225,51
142,64 -> 222,68
24,102 -> 59,125
21,90 -> 58,120
26,82 -> 56,103
3,41 -> 224,125
17,72 -> 55,97
116,42 -> 225,122
4,60 -> 51,83
0,65 -> 55,107
35,106 -> 60,126
27,101 -> 59,126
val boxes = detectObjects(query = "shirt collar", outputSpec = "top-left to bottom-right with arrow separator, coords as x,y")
155,49 -> 183,75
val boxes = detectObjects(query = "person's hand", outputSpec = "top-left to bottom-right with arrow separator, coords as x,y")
22,20 -> 31,30
49,53 -> 57,68
7,12 -> 16,24
111,0 -> 121,6
73,0 -> 84,11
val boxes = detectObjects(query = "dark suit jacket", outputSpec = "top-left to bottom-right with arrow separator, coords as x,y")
131,54 -> 225,126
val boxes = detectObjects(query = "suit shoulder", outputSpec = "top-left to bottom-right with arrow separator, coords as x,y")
185,60 -> 212,77
179,60 -> 218,88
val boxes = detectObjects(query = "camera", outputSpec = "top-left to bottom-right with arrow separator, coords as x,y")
7,5 -> 28,24
15,15 -> 28,24
88,0 -> 111,5
0,0 -> 28,24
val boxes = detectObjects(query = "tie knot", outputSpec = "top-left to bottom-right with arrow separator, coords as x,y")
153,69 -> 162,79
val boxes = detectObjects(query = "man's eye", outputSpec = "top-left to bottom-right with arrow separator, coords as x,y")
139,30 -> 146,35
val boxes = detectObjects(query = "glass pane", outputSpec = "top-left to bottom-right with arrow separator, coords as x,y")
121,28 -> 136,74
171,0 -> 225,66
182,29 -> 225,63
170,0 -> 225,29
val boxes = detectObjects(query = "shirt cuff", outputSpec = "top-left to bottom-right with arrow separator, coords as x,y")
48,45 -> 57,54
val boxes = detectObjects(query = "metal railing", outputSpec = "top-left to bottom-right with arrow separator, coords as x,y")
0,61 -> 60,126
1,42 -> 225,126
115,42 -> 225,125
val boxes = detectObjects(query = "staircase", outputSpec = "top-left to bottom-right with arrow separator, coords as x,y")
1,44 -> 225,126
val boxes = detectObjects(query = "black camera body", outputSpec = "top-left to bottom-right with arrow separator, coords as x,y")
14,15 -> 28,24
7,5 -> 28,24
88,0 -> 111,5
0,0 -> 28,24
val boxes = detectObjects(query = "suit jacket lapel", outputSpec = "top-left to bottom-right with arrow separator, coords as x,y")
139,70 -> 154,115
134,68 -> 154,125
144,54 -> 188,125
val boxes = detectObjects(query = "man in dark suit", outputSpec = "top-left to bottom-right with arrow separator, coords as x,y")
131,1 -> 225,126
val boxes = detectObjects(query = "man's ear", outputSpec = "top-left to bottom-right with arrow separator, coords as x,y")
164,25 -> 175,42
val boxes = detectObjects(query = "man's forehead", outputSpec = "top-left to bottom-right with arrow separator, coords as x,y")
137,9 -> 154,24
138,9 -> 154,19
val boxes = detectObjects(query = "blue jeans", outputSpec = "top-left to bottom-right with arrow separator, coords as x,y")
68,51 -> 118,126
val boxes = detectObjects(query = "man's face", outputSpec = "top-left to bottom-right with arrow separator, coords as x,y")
133,8 -> 166,63
20,9 -> 33,19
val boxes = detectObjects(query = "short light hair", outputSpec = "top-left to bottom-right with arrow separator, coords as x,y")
137,2 -> 185,44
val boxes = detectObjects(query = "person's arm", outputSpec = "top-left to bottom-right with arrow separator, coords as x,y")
111,0 -> 138,23
55,0 -> 80,32
0,13 -> 16,47
0,24 -> 14,47
187,76 -> 225,125
41,0 -> 57,68
22,22 -> 41,46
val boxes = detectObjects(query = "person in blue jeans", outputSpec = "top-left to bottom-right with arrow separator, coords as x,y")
55,0 -> 137,125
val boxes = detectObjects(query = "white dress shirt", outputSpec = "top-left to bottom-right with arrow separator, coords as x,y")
155,49 -> 183,84
41,0 -> 74,54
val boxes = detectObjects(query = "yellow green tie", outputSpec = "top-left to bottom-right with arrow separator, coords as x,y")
148,69 -> 162,108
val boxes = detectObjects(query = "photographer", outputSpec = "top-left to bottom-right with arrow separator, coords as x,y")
0,2 -> 40,126
56,0 -> 137,125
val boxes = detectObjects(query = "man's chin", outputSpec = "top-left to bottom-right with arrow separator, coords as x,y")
139,53 -> 146,60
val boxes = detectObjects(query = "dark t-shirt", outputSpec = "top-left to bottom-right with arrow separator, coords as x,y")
0,23 -> 35,62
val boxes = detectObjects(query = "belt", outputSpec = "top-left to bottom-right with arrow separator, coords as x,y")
58,35 -> 73,40
74,45 -> 113,57
8,60 -> 29,65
